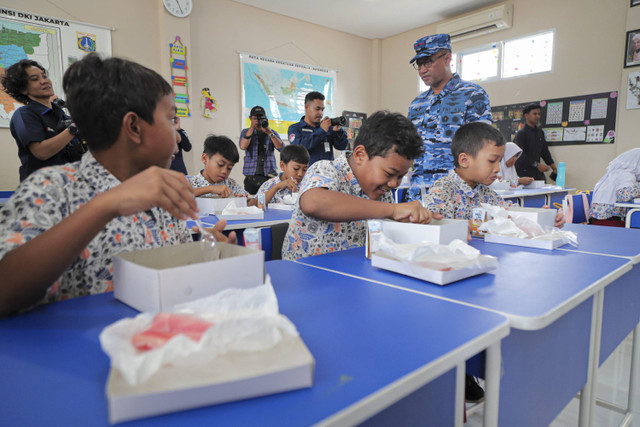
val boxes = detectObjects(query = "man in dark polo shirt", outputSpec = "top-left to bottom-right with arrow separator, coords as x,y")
514,103 -> 558,182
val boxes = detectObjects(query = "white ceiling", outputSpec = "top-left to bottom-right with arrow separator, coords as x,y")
231,0 -> 503,39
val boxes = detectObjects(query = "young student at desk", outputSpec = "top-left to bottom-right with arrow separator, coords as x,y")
188,135 -> 259,207
498,142 -> 534,187
0,54 -> 235,317
423,122 -> 564,225
282,110 -> 439,261
257,145 -> 309,205
590,148 -> 640,227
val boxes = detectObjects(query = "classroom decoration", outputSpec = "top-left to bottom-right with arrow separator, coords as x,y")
624,29 -> 640,68
200,87 -> 218,118
170,36 -> 190,118
0,7 -> 112,128
627,71 -> 640,110
341,111 -> 367,150
239,52 -> 337,137
492,91 -> 618,146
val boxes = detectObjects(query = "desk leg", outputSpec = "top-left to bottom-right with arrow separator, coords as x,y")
484,341 -> 501,427
455,363 -> 464,427
579,290 -> 603,427
629,324 -> 640,417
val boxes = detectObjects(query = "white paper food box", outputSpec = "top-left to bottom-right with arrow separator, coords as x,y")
524,180 -> 545,189
634,198 -> 640,204
107,335 -> 315,423
196,197 -> 247,215
503,206 -> 557,229
485,234 -> 566,250
366,219 -> 468,258
113,242 -> 264,312
217,211 -> 265,221
371,252 -> 496,285
268,203 -> 296,211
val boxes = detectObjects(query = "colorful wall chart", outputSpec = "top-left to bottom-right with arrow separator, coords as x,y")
170,36 -> 190,118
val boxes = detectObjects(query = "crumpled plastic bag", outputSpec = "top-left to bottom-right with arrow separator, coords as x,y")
377,234 -> 498,271
221,201 -> 263,215
479,204 -> 578,247
281,193 -> 298,205
99,276 -> 298,387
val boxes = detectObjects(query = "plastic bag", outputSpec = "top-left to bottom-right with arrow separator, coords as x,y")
377,235 -> 498,271
221,201 -> 263,215
99,276 -> 298,386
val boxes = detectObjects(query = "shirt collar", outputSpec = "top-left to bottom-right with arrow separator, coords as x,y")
335,152 -> 364,195
78,151 -> 122,194
26,100 -> 52,115
449,169 -> 479,198
438,73 -> 461,97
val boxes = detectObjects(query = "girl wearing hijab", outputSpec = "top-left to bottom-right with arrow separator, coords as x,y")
498,142 -> 534,186
590,148 -> 640,227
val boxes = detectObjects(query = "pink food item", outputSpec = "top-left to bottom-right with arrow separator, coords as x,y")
132,313 -> 214,351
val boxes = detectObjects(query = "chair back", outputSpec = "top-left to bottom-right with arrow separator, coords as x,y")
563,193 -> 590,224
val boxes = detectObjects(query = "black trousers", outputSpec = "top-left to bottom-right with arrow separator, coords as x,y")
244,175 -> 270,195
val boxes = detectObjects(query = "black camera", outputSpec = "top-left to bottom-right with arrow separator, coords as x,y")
256,114 -> 269,128
330,116 -> 346,127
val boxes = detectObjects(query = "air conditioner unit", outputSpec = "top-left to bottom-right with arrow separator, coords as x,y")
437,4 -> 513,42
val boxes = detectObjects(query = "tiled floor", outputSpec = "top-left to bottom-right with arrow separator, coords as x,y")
466,332 -> 637,426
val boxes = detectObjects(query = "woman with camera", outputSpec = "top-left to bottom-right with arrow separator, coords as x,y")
239,105 -> 284,194
2,59 -> 84,182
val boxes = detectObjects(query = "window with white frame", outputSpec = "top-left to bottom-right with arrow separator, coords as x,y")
502,30 -> 554,78
416,30 -> 555,92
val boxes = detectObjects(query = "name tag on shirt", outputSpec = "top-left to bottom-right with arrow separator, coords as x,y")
324,142 -> 330,152
302,128 -> 313,133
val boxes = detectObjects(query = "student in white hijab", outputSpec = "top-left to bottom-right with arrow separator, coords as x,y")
590,148 -> 640,226
498,142 -> 534,186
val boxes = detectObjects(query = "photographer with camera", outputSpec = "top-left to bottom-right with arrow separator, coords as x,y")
2,59 -> 85,182
287,91 -> 348,166
239,105 -> 284,194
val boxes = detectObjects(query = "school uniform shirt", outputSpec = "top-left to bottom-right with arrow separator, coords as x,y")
257,174 -> 294,204
422,170 -> 512,220
187,172 -> 249,198
407,73 -> 492,195
0,151 -> 192,307
287,117 -> 349,165
591,148 -> 640,220
282,153 -> 393,261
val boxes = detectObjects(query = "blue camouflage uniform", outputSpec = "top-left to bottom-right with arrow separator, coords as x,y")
407,34 -> 492,201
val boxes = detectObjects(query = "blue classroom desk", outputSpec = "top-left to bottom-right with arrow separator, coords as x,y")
0,261 -> 508,426
294,245 -> 631,427
560,224 -> 640,423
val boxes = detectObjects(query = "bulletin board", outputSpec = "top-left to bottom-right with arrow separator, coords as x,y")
491,91 -> 618,146
342,110 -> 366,150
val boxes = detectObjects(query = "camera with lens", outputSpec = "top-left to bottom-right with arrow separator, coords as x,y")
256,114 -> 269,128
330,116 -> 346,127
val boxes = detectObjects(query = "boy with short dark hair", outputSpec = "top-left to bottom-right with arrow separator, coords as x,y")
257,145 -> 309,205
0,54 -> 233,317
423,122 -> 510,219
424,122 -> 564,226
282,110 -> 439,261
188,135 -> 259,206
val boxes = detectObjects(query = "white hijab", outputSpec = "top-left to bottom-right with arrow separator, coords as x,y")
592,148 -> 640,205
499,142 -> 522,181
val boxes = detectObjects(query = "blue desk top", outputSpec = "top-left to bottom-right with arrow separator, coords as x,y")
0,260 -> 508,426
295,245 -> 631,330
187,209 -> 292,231
561,223 -> 640,263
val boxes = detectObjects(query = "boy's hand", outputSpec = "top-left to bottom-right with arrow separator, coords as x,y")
105,166 -> 198,220
209,185 -> 232,198
192,219 -> 237,244
278,178 -> 298,192
391,201 -> 442,224
520,177 -> 534,185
